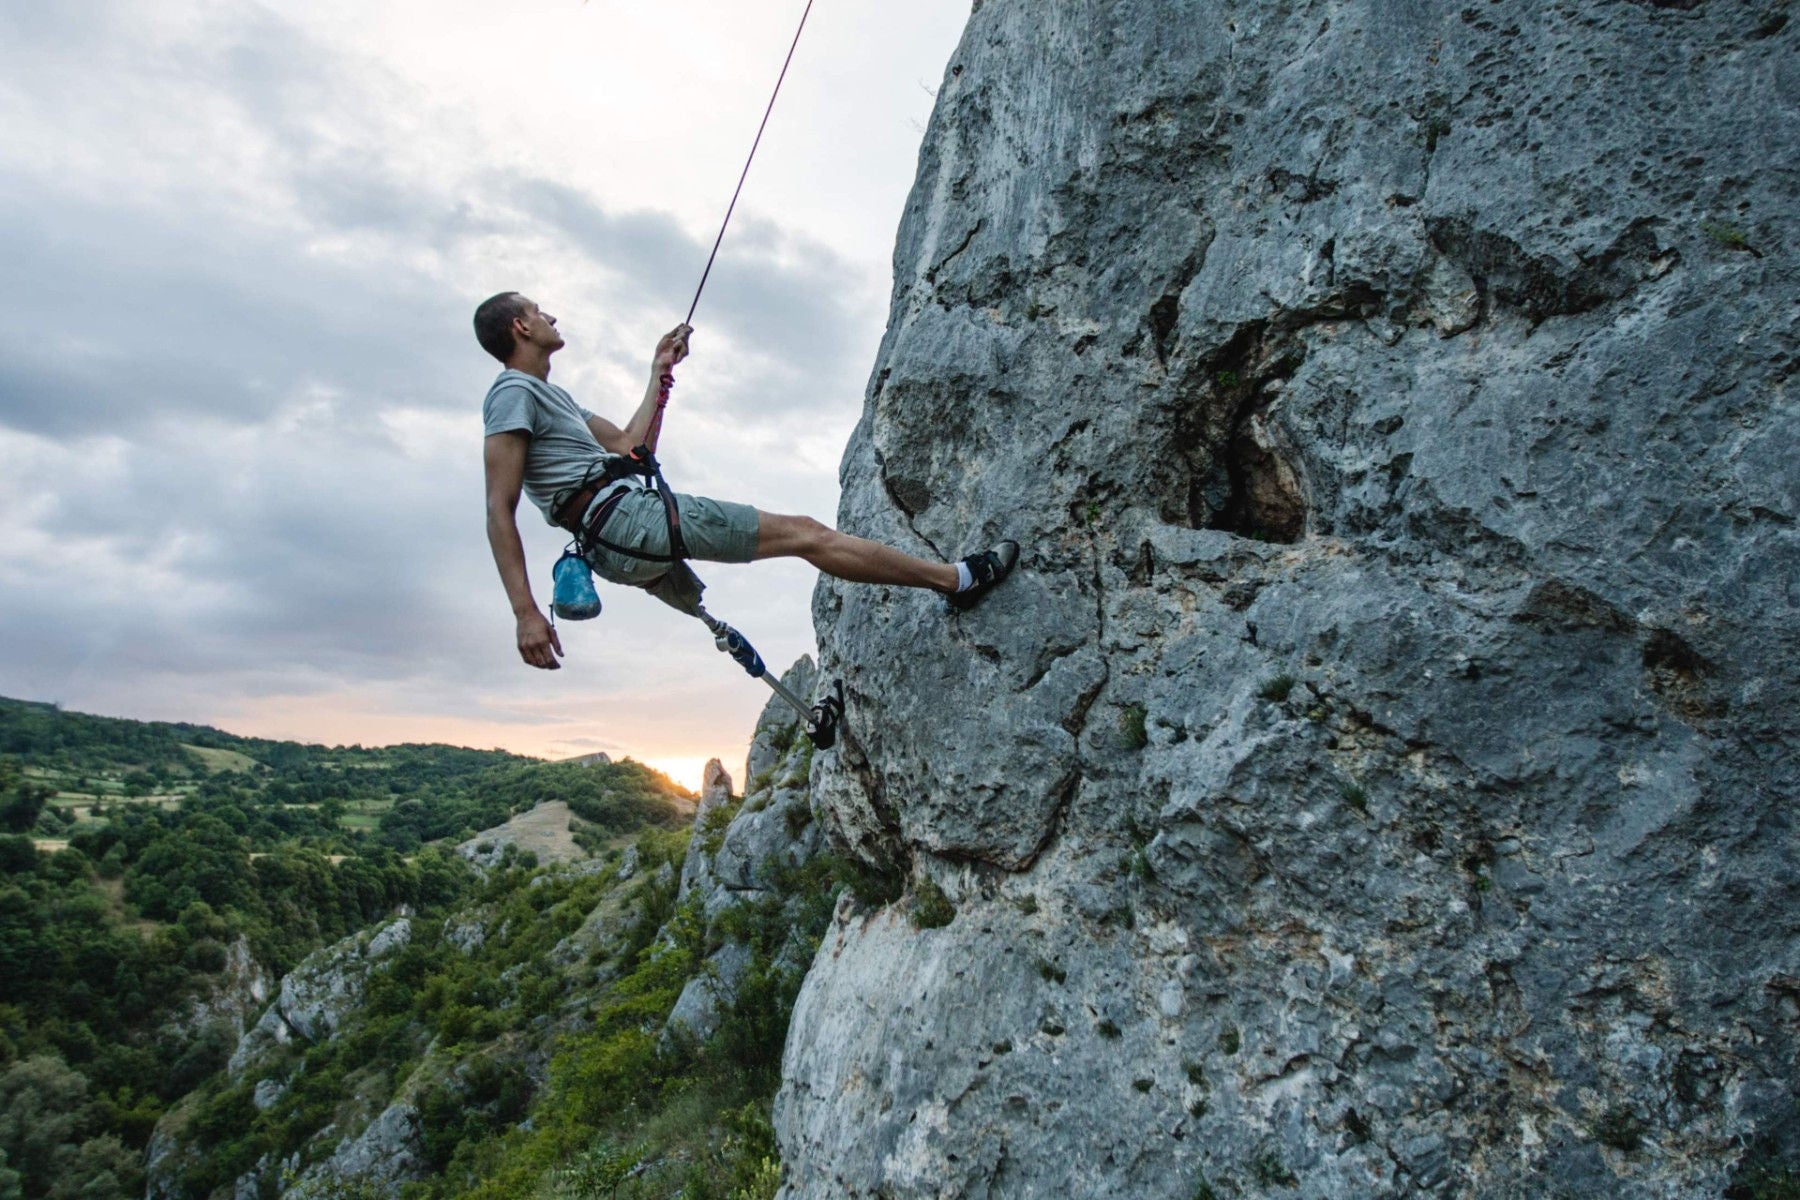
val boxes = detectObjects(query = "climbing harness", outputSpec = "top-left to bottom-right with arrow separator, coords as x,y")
554,0 -> 843,751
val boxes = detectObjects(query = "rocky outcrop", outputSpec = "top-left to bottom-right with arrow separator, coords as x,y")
779,2 -> 1799,1197
667,660 -> 826,1044
457,800 -> 587,868
226,917 -> 413,1075
174,939 -> 271,1043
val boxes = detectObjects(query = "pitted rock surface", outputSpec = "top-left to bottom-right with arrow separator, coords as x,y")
779,2 -> 1799,1198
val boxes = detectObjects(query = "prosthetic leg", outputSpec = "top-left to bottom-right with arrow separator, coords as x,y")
695,606 -> 844,750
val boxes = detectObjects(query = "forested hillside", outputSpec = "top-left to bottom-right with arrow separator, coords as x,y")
0,696 -> 694,1200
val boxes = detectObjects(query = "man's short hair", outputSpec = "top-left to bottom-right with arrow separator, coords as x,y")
473,292 -> 529,363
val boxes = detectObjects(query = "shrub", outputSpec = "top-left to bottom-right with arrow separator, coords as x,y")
1258,674 -> 1296,703
1702,219 -> 1752,251
910,876 -> 954,930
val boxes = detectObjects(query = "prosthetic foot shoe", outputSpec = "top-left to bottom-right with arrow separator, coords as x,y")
948,540 -> 1020,612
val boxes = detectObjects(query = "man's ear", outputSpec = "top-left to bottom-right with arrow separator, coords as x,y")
511,315 -> 531,346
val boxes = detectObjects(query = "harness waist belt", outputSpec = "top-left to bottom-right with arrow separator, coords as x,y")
552,480 -> 608,536
553,455 -> 649,535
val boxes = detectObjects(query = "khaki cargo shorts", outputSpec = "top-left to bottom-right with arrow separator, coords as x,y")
581,487 -> 760,616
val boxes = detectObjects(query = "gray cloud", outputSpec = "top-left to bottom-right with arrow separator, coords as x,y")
0,0 -> 872,755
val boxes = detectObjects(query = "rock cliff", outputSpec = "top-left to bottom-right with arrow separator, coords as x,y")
779,2 -> 1799,1197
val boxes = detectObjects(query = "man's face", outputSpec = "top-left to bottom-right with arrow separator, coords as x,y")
514,298 -> 565,354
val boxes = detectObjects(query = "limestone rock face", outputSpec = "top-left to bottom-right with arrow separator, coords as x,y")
779,3 -> 1799,1198
668,659 -> 826,1044
227,917 -> 413,1075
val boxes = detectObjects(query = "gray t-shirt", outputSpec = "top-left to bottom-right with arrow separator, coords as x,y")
482,369 -> 625,525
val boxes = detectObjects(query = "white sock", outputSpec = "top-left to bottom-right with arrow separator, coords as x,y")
954,561 -> 975,592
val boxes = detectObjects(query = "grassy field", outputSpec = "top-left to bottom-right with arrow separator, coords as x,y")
181,743 -> 260,774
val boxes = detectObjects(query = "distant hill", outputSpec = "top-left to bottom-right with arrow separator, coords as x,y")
0,694 -> 700,1200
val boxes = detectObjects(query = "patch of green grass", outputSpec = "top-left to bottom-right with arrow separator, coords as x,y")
698,797 -> 742,857
1036,957 -> 1067,985
1085,500 -> 1103,525
781,801 -> 813,838
1183,1061 -> 1207,1086
1733,1162 -> 1800,1200
782,738 -> 815,788
1702,219 -> 1753,251
1217,1026 -> 1240,1056
1120,703 -> 1148,750
1126,849 -> 1155,883
1252,1149 -> 1298,1188
1013,893 -> 1039,916
1338,778 -> 1369,815
1258,674 -> 1297,703
909,874 -> 955,930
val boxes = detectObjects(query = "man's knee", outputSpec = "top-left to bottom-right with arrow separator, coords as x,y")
755,512 -> 832,559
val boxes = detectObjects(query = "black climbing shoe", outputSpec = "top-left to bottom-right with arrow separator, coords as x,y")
948,540 -> 1020,611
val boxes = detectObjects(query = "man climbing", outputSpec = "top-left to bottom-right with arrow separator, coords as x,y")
478,292 -> 1019,670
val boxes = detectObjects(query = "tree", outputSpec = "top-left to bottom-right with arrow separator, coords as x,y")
0,784 -> 48,834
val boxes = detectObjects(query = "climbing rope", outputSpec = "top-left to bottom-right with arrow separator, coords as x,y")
686,0 -> 817,328
601,0 -> 839,747
642,0 -> 816,457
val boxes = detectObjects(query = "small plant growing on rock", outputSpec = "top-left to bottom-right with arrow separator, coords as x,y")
782,801 -> 813,838
1097,1018 -> 1122,1039
910,874 -> 955,930
1132,1077 -> 1154,1093
699,798 -> 741,856
1702,219 -> 1761,256
1120,702 -> 1149,749
1217,1026 -> 1241,1056
1258,674 -> 1297,703
1127,848 -> 1156,882
1338,778 -> 1370,816
1252,1149 -> 1298,1187
1014,893 -> 1039,916
1037,957 -> 1067,984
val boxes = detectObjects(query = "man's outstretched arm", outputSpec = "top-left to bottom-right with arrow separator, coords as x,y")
484,431 -> 563,670
586,324 -> 691,455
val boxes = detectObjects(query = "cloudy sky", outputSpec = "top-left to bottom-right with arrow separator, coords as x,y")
0,0 -> 970,788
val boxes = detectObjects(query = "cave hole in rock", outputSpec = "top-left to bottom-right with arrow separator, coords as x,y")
1164,319 -> 1310,543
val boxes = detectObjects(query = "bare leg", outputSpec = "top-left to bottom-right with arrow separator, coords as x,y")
754,512 -> 958,592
